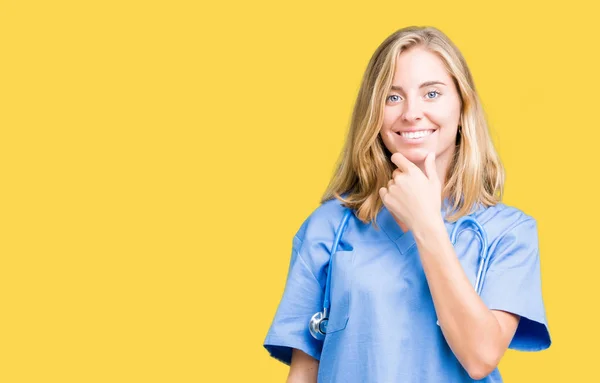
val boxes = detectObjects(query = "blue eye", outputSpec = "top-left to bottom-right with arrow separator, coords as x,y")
426,90 -> 441,99
387,95 -> 401,102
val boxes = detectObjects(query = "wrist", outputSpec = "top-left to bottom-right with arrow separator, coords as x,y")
412,213 -> 446,243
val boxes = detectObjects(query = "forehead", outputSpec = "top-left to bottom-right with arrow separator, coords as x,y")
392,47 -> 451,85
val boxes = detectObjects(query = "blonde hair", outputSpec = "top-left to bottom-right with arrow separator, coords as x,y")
321,26 -> 505,226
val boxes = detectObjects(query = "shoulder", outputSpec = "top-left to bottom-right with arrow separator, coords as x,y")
294,197 -> 350,244
474,202 -> 535,227
472,202 -> 539,245
290,198 -> 353,276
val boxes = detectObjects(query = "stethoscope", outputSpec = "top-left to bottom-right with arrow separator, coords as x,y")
309,208 -> 490,340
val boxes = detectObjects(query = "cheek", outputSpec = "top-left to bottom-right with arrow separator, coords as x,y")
433,113 -> 459,146
379,110 -> 398,152
382,107 -> 400,130
427,101 -> 461,127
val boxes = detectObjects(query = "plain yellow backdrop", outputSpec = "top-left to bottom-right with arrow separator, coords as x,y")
1,0 -> 597,381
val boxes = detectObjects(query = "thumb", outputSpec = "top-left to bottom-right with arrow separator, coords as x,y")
424,152 -> 438,181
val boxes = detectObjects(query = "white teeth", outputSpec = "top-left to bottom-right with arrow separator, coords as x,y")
399,130 -> 433,139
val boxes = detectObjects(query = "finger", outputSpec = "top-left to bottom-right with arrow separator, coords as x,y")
394,172 -> 405,185
390,152 -> 415,173
392,169 -> 403,184
424,151 -> 438,181
392,168 -> 404,178
380,189 -> 403,223
379,186 -> 397,209
379,186 -> 389,202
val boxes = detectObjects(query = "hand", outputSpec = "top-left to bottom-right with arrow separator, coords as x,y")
378,151 -> 443,233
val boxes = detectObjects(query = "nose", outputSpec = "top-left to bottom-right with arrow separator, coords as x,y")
401,97 -> 423,123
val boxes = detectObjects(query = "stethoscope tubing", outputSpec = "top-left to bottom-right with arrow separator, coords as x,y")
323,209 -> 353,318
312,208 -> 490,338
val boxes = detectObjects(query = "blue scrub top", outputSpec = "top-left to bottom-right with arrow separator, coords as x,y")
263,198 -> 551,382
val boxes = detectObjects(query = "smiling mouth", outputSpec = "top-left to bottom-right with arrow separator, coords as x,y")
396,130 -> 434,139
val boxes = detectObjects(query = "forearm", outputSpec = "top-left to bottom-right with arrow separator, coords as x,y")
287,348 -> 318,383
413,217 -> 504,379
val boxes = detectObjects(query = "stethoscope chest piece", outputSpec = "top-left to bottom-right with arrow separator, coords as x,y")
309,311 -> 328,341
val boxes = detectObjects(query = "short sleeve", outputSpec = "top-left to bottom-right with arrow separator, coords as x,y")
480,218 -> 552,351
263,235 -> 325,365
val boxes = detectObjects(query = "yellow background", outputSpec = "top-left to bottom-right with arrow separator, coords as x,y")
0,0 -> 595,381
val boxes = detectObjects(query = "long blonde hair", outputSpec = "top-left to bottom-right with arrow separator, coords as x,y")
321,26 -> 505,226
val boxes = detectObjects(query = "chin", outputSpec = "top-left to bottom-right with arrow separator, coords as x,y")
399,147 -> 430,164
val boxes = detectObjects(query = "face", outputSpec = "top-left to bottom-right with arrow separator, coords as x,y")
380,46 -> 462,169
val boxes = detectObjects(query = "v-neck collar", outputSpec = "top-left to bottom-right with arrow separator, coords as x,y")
376,199 -> 453,255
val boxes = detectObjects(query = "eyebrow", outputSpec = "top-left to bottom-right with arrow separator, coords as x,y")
390,81 -> 447,92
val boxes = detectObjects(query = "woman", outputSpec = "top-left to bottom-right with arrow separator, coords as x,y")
263,26 -> 551,382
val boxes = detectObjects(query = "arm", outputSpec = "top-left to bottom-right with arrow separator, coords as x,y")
287,348 -> 319,383
380,151 -> 521,379
413,217 -> 520,380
